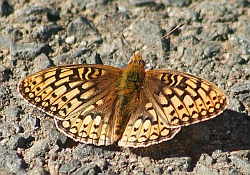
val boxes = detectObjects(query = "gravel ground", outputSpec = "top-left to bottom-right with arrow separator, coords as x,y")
0,0 -> 250,174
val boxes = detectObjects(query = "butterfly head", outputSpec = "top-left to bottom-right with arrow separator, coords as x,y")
128,53 -> 145,68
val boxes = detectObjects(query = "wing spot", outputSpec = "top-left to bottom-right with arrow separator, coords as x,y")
24,87 -> 30,93
70,127 -> 78,134
178,105 -> 184,110
67,103 -> 72,108
209,107 -> 215,113
29,92 -> 35,98
206,101 -> 211,105
59,109 -> 66,116
192,112 -> 199,118
62,120 -> 71,128
189,103 -> 194,108
62,96 -> 67,102
35,97 -> 41,103
215,103 -> 221,109
161,127 -> 170,136
171,118 -> 180,124
182,114 -> 190,122
201,110 -> 207,116
52,92 -> 57,98
170,110 -> 175,116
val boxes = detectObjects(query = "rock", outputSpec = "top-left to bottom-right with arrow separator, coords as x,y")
59,159 -> 81,174
230,154 -> 250,174
10,42 -> 50,60
65,35 -> 76,44
162,0 -> 191,7
67,16 -> 102,43
0,0 -> 13,16
24,139 -> 50,162
34,24 -> 62,40
194,163 -> 219,175
0,145 -> 27,174
71,163 -> 101,175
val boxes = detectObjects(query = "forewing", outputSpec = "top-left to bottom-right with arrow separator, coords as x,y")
118,92 -> 181,148
19,64 -> 122,120
19,64 -> 122,146
144,70 -> 228,127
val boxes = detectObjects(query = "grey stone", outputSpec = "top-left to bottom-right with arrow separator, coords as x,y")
32,53 -> 53,73
130,0 -> 156,6
194,163 -> 219,175
231,36 -> 250,55
73,144 -> 102,159
0,64 -> 13,82
231,80 -> 250,95
163,157 -> 192,172
53,47 -> 89,65
10,42 -> 49,60
72,0 -> 90,10
67,16 -> 102,43
34,24 -> 62,40
198,153 -> 215,166
0,86 -> 10,111
162,0 -> 191,7
8,134 -> 26,150
46,128 -> 67,147
230,154 -> 250,174
0,0 -> 13,16
201,41 -> 221,59
65,35 -> 76,44
71,164 -> 101,175
229,54 -> 246,65
59,159 -> 81,174
0,145 -> 27,174
15,6 -> 59,23
0,122 -> 22,138
28,166 -> 48,175
195,2 -> 238,22
200,23 -> 229,41
187,124 -> 212,143
132,19 -> 164,50
154,166 -> 163,174
0,34 -> 12,50
48,144 -> 60,154
24,139 -> 50,162
4,106 -> 21,119
212,150 -> 229,163
19,114 -> 40,132
89,52 -> 103,64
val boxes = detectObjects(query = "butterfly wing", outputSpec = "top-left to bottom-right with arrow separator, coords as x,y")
19,64 -> 122,119
118,90 -> 181,148
54,89 -> 119,146
19,64 -> 122,146
118,70 -> 227,147
144,70 -> 228,127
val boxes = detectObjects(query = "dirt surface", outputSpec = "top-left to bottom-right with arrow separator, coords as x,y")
0,0 -> 250,174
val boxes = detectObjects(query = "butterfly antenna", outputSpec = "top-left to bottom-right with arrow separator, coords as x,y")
104,14 -> 135,57
140,23 -> 184,55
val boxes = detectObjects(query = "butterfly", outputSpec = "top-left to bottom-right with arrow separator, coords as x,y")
18,52 -> 227,148
18,24 -> 227,148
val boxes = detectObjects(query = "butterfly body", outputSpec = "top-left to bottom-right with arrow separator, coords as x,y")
113,53 -> 146,143
19,53 -> 227,148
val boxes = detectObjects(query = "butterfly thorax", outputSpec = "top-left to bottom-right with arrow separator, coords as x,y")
113,53 -> 146,142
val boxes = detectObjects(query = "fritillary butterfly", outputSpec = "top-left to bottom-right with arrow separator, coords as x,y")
19,26 -> 227,148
